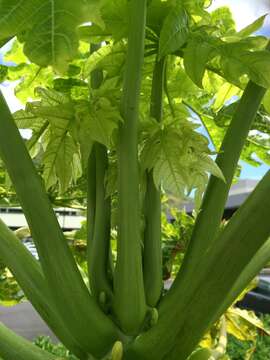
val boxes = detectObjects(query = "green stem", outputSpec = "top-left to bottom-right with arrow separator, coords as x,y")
114,0 -> 147,334
87,148 -> 96,267
0,219 -> 87,359
144,56 -> 165,307
0,93 -> 119,357
0,323 -> 57,360
89,143 -> 113,300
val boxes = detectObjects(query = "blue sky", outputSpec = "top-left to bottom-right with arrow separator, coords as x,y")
0,1 -> 270,180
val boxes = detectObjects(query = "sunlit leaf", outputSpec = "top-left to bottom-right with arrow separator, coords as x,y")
0,0 -> 103,72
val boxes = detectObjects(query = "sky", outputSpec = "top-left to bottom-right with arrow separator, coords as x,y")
0,1 -> 270,180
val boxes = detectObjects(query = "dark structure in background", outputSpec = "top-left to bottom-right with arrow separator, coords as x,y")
181,179 -> 259,219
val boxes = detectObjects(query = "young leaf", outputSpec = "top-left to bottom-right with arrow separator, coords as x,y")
141,125 -> 221,198
75,99 -> 120,148
159,3 -> 189,58
210,6 -> 236,36
237,14 -> 267,38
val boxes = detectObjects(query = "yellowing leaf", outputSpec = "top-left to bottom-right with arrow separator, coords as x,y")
226,307 -> 270,341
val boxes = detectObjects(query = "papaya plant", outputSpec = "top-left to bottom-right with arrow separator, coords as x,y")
0,1 -> 270,359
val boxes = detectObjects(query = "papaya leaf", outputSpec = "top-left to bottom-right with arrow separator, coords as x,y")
183,0 -> 210,17
98,0 -> 128,40
55,135 -> 80,194
141,124 -> 223,199
13,109 -> 46,132
7,62 -> 54,103
213,83 -> 240,111
196,154 -> 226,183
83,41 -> 125,79
0,0 -> 104,72
184,36 -> 215,88
75,98 -> 121,152
220,46 -> 270,88
241,50 -> 270,88
159,3 -> 189,58
17,89 -> 81,192
141,128 -> 187,196
210,6 -> 236,36
237,14 -> 267,38
43,126 -> 78,193
35,87 -> 70,106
